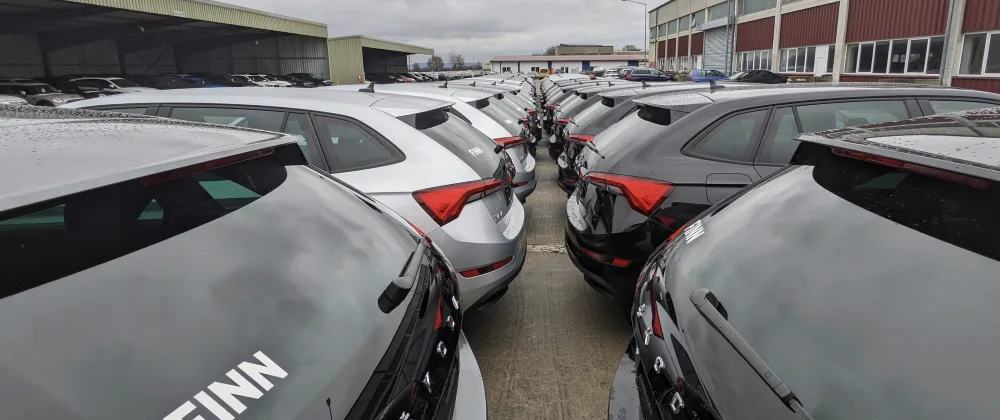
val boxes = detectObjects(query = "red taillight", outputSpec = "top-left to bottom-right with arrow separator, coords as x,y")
625,74 -> 632,80
545,105 -> 558,110
494,136 -> 525,149
413,178 -> 505,225
433,295 -> 443,331
831,148 -> 991,190
650,292 -> 663,338
584,172 -> 674,216
141,148 -> 273,186
555,119 -> 571,125
459,256 -> 513,277
569,134 -> 594,143
579,246 -> 631,267
527,109 -> 538,115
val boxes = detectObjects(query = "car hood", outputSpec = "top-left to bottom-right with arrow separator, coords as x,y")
29,93 -> 83,101
120,87 -> 159,93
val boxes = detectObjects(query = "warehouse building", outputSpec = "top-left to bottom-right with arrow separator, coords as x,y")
0,0 -> 431,85
648,0 -> 1000,93
327,35 -> 433,85
489,54 -> 646,74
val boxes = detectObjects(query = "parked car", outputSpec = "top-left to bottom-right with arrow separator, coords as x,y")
42,78 -> 122,99
0,104 -> 487,420
613,107 -> 1000,420
128,74 -> 200,90
67,76 -> 159,93
0,82 -> 84,106
537,68 -> 551,79
688,68 -> 728,82
327,83 -> 537,201
192,73 -> 258,87
168,74 -> 227,88
287,72 -> 333,85
69,87 -> 527,312
270,74 -> 316,88
566,85 -> 1000,304
395,74 -> 416,83
230,74 -> 287,87
725,69 -> 788,84
0,77 -> 39,83
368,73 -> 399,84
622,68 -> 676,82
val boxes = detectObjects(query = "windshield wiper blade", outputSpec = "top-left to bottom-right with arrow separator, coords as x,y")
584,141 -> 605,159
690,289 -> 815,420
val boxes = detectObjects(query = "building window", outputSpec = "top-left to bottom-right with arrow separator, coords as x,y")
691,10 -> 705,27
658,23 -> 667,38
826,45 -> 835,74
658,58 -> 666,70
678,15 -> 690,31
650,26 -> 657,39
960,32 -> 1000,75
501,67 -> 512,72
530,66 -> 540,72
780,46 -> 835,73
845,36 -> 945,75
708,1 -> 731,21
668,20 -> 678,34
739,50 -> 771,71
740,0 -> 777,15
680,56 -> 690,71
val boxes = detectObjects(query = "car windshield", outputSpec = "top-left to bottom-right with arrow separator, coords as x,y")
231,75 -> 251,82
248,76 -> 266,82
72,81 -> 103,91
662,154 -> 1000,420
416,109 -> 503,179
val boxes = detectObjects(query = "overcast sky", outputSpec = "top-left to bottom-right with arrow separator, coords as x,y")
227,0 -> 649,65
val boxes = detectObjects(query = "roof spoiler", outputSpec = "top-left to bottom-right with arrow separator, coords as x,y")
358,81 -> 375,93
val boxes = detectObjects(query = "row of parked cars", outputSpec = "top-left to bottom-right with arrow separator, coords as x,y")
0,72 -> 538,419
0,72 -> 334,105
533,72 -> 1000,419
367,70 -> 487,84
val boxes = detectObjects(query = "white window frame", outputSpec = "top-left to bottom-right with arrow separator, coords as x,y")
530,66 -> 540,72
844,36 -> 944,75
960,30 -> 1000,77
780,45 -> 825,74
739,50 -> 771,71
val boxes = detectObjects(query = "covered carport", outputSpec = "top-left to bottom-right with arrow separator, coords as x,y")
0,0 -> 329,78
327,35 -> 433,85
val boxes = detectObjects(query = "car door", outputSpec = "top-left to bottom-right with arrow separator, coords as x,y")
754,99 -> 914,176
686,109 -> 770,204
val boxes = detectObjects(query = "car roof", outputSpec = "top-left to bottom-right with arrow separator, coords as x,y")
796,107 -> 1000,182
633,84 -> 968,110
68,86 -> 453,117
0,105 -> 299,213
322,84 -> 491,103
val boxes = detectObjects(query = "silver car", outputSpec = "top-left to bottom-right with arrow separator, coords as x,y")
67,87 -> 527,311
0,82 -> 83,106
0,105 -> 487,420
323,83 -> 537,201
0,94 -> 27,105
70,76 -> 159,93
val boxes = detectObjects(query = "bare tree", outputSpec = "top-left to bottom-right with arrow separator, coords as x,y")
411,62 -> 422,71
448,53 -> 466,70
426,55 -> 445,71
543,45 -> 557,55
619,44 -> 641,52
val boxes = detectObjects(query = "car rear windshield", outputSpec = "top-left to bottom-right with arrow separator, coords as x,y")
479,98 -> 521,136
416,109 -> 503,179
0,146 -> 297,299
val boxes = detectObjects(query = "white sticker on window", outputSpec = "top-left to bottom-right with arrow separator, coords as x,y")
165,351 -> 287,420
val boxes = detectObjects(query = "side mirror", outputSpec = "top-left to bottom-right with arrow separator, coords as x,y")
18,91 -> 26,96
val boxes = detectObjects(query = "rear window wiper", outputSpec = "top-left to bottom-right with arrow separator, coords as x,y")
690,289 -> 815,420
583,141 -> 605,159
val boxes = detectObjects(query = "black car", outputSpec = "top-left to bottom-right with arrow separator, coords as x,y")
368,73 -> 399,84
0,105 -> 483,420
37,77 -> 122,99
611,108 -> 1000,420
566,85 -> 1000,303
190,73 -> 257,87
725,69 -> 788,84
129,74 -> 200,89
287,72 -> 333,86
270,74 -> 316,88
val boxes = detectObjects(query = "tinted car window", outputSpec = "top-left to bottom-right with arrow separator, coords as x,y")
797,100 -> 909,133
313,116 -> 396,172
480,98 -> 521,136
661,156 -> 1000,420
418,111 -> 503,179
0,152 -> 285,299
757,107 -> 800,164
282,113 -> 318,158
98,107 -> 148,115
169,107 -> 284,132
927,100 -> 1000,114
692,109 -> 768,161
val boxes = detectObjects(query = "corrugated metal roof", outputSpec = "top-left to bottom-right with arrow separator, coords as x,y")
490,54 -> 646,62
65,0 -> 328,38
328,35 -> 433,55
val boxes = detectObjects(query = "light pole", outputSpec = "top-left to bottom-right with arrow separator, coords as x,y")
621,0 -> 647,67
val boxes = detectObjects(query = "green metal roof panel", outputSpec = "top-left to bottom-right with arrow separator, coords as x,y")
329,35 -> 433,56
66,0 -> 328,38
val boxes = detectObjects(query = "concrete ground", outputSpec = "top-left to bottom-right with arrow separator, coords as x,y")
464,146 -> 632,419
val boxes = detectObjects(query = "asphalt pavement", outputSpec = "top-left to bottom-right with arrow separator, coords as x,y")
464,145 -> 632,420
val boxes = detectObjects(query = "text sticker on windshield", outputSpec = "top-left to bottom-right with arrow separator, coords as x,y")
683,220 -> 705,244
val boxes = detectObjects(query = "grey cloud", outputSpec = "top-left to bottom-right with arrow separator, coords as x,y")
228,0 -> 649,63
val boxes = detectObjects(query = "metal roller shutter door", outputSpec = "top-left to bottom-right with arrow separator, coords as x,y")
704,27 -> 728,71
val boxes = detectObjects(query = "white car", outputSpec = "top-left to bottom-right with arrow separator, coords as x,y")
231,74 -> 289,87
67,87 -> 527,311
323,83 -> 537,201
0,94 -> 28,105
69,77 -> 158,93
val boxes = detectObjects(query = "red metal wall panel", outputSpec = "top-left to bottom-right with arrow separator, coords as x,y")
657,40 -> 666,57
846,0 -> 948,42
952,77 -> 1000,94
779,3 -> 838,48
964,0 -> 1000,33
736,17 -> 775,52
667,38 -> 677,57
679,35 -> 689,56
691,32 -> 704,55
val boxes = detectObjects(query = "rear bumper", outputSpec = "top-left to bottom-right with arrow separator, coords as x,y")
453,332 -> 488,420
515,179 -> 537,202
564,219 -> 642,304
608,339 -> 643,420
